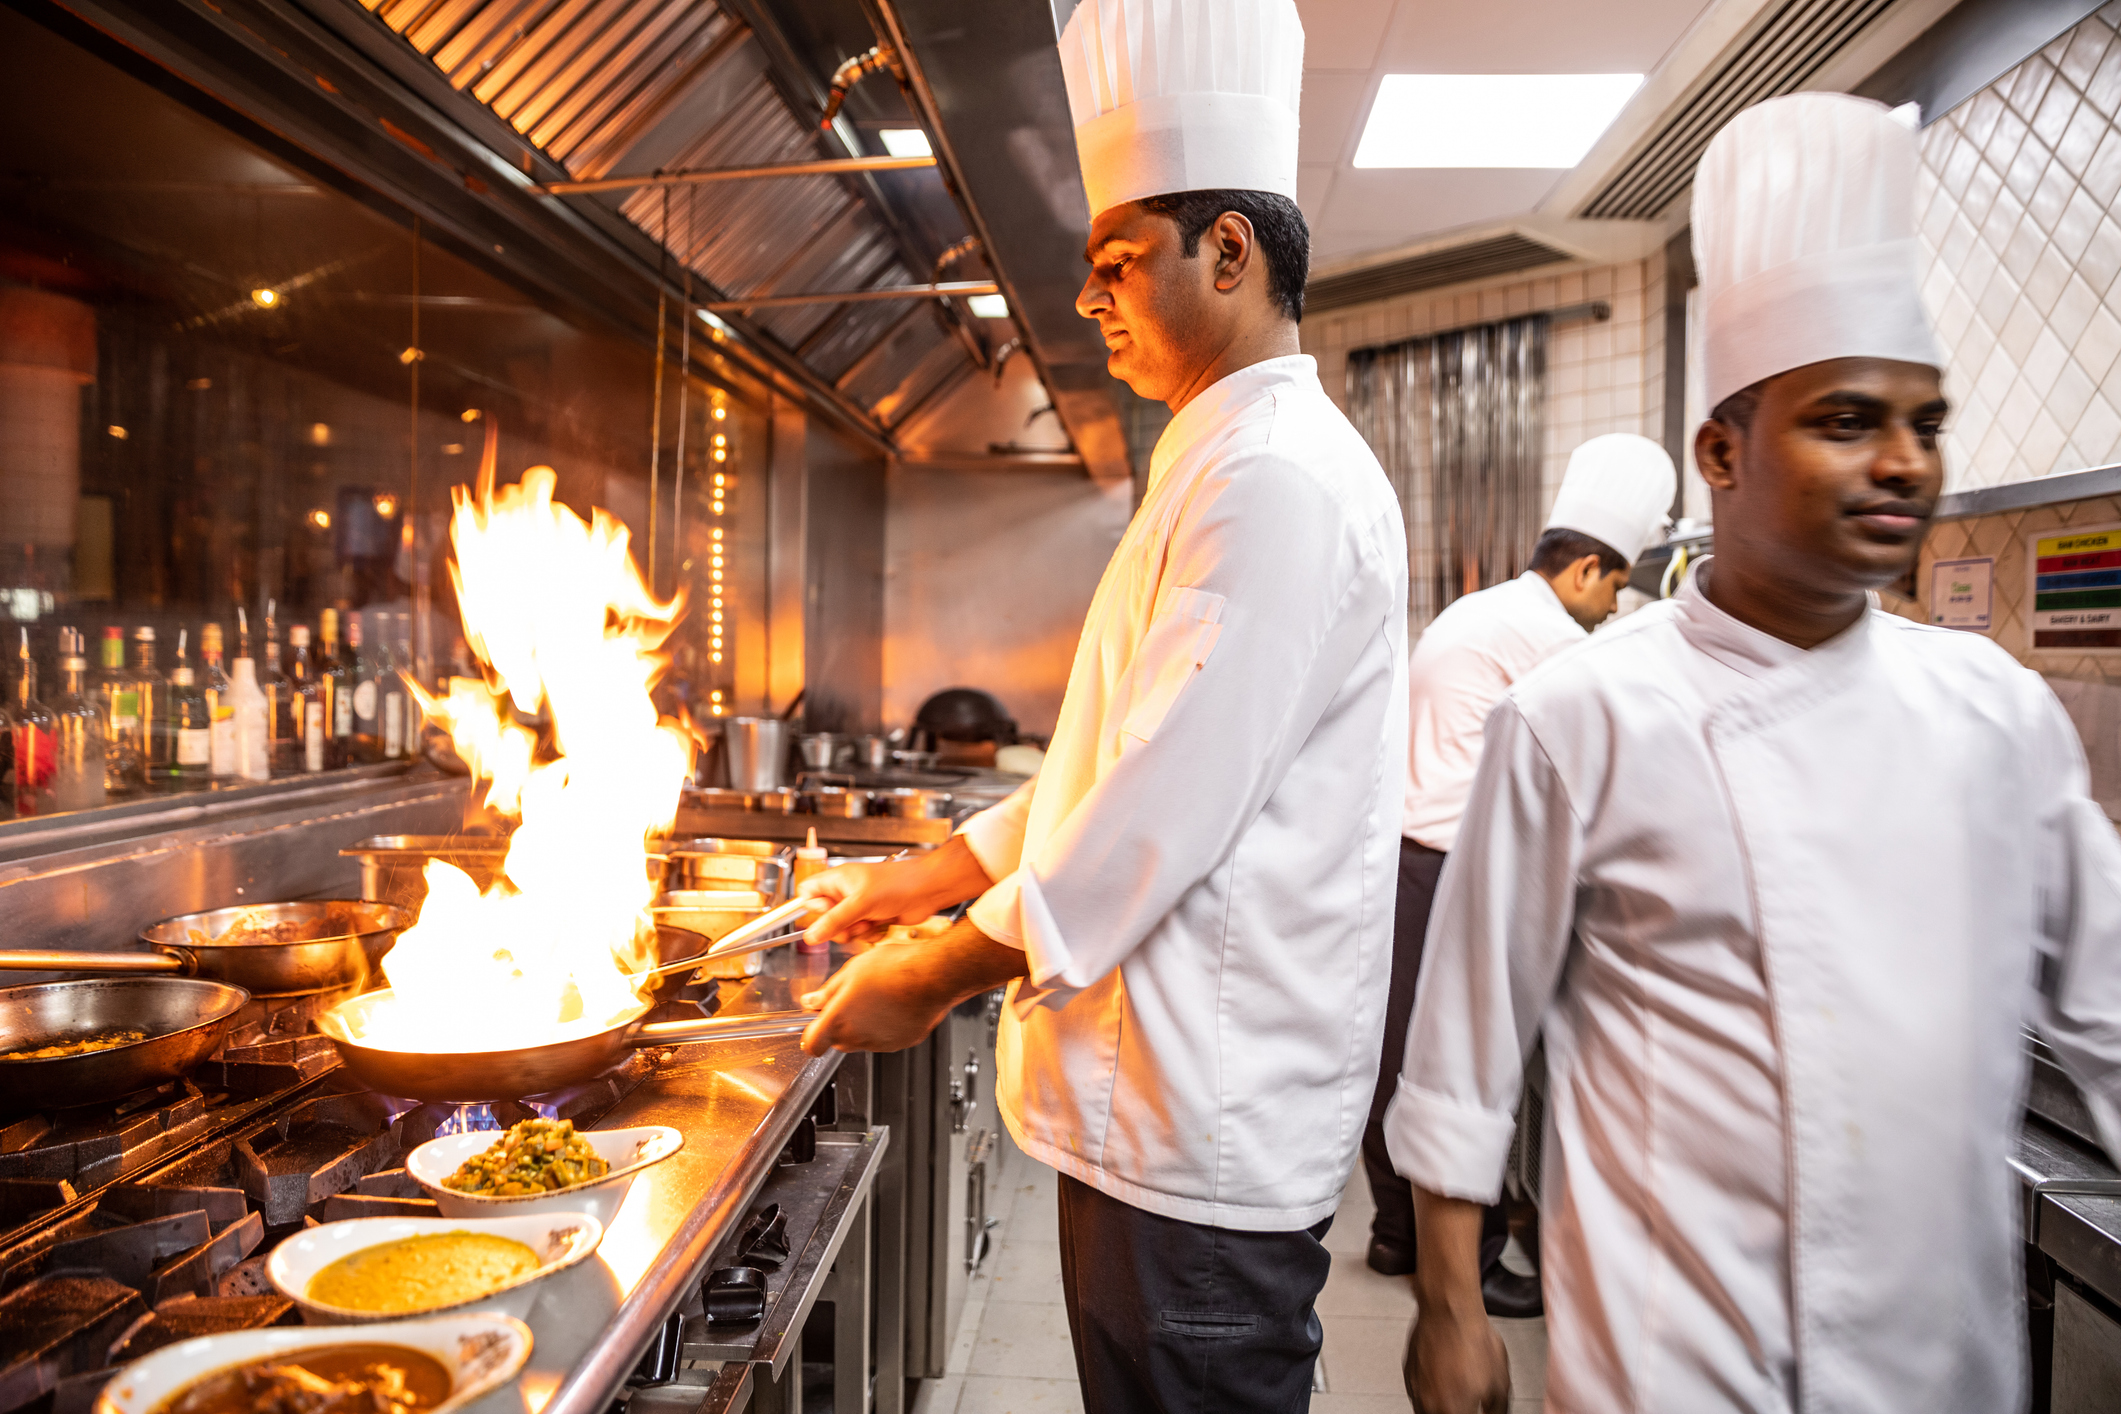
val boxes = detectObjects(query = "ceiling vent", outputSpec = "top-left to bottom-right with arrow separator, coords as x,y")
1579,0 -> 1897,220
1305,233 -> 1575,314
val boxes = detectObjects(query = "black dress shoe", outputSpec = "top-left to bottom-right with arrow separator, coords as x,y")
1481,1262 -> 1543,1318
1366,1237 -> 1416,1276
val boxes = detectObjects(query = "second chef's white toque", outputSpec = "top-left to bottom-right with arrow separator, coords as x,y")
1692,92 -> 1942,411
1056,0 -> 1304,220
1545,433 -> 1678,564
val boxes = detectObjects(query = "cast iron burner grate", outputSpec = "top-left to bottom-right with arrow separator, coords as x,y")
0,1047 -> 659,1414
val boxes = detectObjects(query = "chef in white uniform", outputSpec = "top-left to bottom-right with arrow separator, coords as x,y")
1390,92 -> 2121,1414
796,1 -> 1408,1409
1364,435 -> 1675,1309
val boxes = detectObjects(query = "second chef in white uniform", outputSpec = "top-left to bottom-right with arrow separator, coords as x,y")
795,1 -> 1407,1408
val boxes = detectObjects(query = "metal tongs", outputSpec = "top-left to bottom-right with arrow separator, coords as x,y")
699,895 -> 828,962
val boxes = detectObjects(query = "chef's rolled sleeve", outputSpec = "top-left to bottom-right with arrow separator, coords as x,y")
1387,698 -> 1583,1201
960,781 -> 1035,884
982,446 -> 1403,1008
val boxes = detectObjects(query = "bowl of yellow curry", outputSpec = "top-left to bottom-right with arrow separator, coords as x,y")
405,1120 -> 683,1225
266,1212 -> 603,1325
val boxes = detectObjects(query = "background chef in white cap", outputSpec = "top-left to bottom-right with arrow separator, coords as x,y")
1362,434 -> 1675,1312
796,0 -> 1409,1408
1388,92 -> 2121,1414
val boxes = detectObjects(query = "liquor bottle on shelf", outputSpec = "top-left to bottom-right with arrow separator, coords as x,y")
319,608 -> 350,768
51,629 -> 108,811
262,601 -> 296,775
133,626 -> 170,785
229,650 -> 270,783
167,629 -> 212,786
12,628 -> 55,816
92,625 -> 144,794
383,612 -> 411,760
289,624 -> 325,773
199,622 -> 236,780
348,614 -> 382,764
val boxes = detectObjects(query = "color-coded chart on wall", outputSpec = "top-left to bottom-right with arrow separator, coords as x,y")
2032,523 -> 2121,649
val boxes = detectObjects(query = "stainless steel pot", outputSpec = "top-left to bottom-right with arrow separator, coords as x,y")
870,787 -> 954,819
806,786 -> 866,818
726,718 -> 788,791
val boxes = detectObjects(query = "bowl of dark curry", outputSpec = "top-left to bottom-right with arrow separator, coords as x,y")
405,1119 -> 683,1225
93,1311 -> 531,1414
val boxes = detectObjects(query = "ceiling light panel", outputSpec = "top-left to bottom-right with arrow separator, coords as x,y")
879,128 -> 933,158
1354,74 -> 1644,169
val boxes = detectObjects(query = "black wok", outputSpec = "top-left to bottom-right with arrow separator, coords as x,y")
315,988 -> 811,1101
0,977 -> 250,1109
0,901 -> 411,995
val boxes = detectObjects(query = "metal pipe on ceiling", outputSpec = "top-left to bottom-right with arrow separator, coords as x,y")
533,154 -> 936,195
704,280 -> 996,311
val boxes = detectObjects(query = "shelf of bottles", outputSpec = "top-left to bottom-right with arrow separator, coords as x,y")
7,601 -> 425,819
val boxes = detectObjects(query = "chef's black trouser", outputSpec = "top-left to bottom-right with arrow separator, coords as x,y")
1361,839 -> 1510,1268
1056,1173 -> 1333,1414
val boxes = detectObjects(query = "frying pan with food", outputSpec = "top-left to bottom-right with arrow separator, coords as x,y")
0,977 -> 250,1109
0,902 -> 411,995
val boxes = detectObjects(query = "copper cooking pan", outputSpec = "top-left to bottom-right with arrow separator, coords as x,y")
0,902 -> 411,996
315,990 -> 811,1101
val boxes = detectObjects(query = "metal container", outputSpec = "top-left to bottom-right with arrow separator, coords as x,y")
807,786 -> 867,818
798,732 -> 851,772
858,735 -> 891,771
872,787 -> 954,819
752,788 -> 800,814
663,847 -> 791,900
341,835 -> 513,910
726,718 -> 788,791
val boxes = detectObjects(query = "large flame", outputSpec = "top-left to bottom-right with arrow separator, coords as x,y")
349,463 -> 693,1053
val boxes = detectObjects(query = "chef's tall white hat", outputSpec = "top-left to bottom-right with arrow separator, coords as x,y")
1545,433 -> 1677,564
1693,92 -> 1942,411
1057,0 -> 1304,220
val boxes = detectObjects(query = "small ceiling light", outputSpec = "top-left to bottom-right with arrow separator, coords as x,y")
879,128 -> 933,158
401,523 -> 415,547
308,508 -> 332,530
442,443 -> 464,455
1354,74 -> 1645,168
107,425 -> 127,440
461,408 -> 482,423
712,406 -> 727,421
398,346 -> 424,365
309,422 -> 331,446
373,493 -> 400,519
250,288 -> 281,309
967,293 -> 1009,319
697,309 -> 729,334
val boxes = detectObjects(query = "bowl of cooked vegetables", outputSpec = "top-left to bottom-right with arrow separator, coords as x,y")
404,1118 -> 683,1225
94,1311 -> 531,1414
266,1212 -> 603,1324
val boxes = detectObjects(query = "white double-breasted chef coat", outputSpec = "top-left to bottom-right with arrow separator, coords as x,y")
1388,563 -> 2121,1412
1404,571 -> 1585,852
962,354 -> 1409,1231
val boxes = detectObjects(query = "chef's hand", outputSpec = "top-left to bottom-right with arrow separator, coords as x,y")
800,835 -> 995,947
1404,1189 -> 1511,1414
798,917 -> 1026,1055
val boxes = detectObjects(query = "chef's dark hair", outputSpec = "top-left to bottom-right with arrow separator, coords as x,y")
1134,190 -> 1311,323
1710,380 -> 1766,431
1531,527 -> 1628,577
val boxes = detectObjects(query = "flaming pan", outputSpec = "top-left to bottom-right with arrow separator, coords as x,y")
314,990 -> 811,1102
0,977 -> 250,1110
0,902 -> 412,996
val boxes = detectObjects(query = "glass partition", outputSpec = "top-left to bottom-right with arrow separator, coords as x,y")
0,6 -> 759,821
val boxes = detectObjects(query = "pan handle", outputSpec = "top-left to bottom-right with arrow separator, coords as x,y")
631,1010 -> 815,1046
0,949 -> 187,974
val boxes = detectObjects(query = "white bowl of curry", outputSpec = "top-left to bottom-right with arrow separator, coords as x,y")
405,1121 -> 683,1226
266,1212 -> 603,1324
94,1311 -> 531,1414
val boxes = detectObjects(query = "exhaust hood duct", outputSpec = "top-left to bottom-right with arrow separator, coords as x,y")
1577,0 -> 1898,220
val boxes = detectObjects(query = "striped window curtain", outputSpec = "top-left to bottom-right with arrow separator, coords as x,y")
1346,314 -> 1548,632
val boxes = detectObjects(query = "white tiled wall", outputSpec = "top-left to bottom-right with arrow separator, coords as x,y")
1303,254 -> 1669,518
1917,2 -> 2121,492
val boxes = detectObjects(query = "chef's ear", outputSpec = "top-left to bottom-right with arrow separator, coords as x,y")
1210,211 -> 1257,293
1696,416 -> 1741,494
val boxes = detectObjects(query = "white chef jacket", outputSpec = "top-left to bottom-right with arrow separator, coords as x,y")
1404,571 -> 1584,852
1387,562 -> 2121,1413
961,355 -> 1408,1231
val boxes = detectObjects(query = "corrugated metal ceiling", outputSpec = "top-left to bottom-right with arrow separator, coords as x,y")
358,0 -> 960,421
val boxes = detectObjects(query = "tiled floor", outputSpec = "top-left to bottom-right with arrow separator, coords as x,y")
912,1137 -> 1549,1414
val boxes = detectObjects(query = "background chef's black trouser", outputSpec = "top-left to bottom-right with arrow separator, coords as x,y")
1362,839 -> 1509,1267
1057,1173 -> 1334,1414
